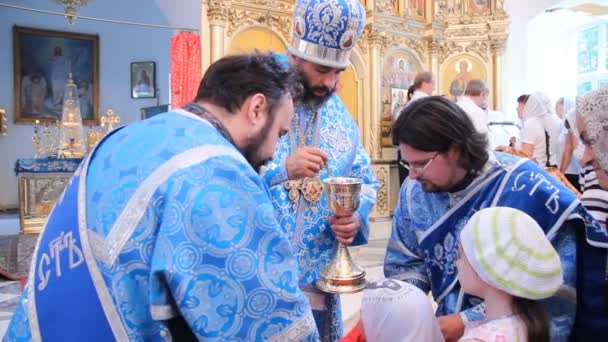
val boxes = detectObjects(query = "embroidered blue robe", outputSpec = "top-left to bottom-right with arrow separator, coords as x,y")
262,54 -> 379,341
384,152 -> 608,342
4,110 -> 318,341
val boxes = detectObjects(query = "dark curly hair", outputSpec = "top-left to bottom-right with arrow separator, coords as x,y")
195,52 -> 302,116
392,96 -> 489,173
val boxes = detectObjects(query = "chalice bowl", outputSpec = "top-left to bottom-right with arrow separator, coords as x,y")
316,177 -> 368,294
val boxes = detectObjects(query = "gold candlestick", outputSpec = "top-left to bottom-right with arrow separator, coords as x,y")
87,126 -> 103,151
32,120 -> 43,158
57,74 -> 85,158
0,108 -> 7,136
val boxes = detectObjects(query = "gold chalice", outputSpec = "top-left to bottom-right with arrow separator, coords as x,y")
316,177 -> 368,294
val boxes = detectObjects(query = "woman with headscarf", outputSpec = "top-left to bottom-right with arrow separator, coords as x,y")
570,86 -> 608,339
519,92 -> 563,167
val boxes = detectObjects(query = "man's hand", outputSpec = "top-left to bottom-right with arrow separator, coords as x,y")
328,214 -> 361,245
437,314 -> 465,342
286,147 -> 328,180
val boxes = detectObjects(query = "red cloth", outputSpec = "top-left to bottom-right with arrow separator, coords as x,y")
0,269 -> 27,289
340,321 -> 366,342
170,32 -> 202,108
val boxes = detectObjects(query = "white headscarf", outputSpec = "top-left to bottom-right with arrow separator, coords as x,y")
577,86 -> 608,174
522,92 -> 553,120
520,92 -> 563,166
361,279 -> 444,342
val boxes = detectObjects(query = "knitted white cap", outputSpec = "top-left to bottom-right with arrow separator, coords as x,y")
361,279 -> 444,342
460,207 -> 563,300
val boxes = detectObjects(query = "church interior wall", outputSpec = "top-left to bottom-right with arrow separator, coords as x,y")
0,0 -> 182,209
1,0 -> 602,217
502,0 -> 564,114
503,0 -> 605,115
525,8 -> 603,100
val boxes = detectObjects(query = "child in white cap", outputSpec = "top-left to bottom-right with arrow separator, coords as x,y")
457,206 -> 563,342
360,278 -> 444,342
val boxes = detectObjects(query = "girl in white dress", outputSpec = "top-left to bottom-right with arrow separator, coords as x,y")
457,207 -> 563,342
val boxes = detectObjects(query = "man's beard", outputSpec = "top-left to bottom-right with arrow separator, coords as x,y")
419,173 -> 474,194
419,179 -> 445,193
241,116 -> 274,173
294,67 -> 335,111
418,178 -> 453,193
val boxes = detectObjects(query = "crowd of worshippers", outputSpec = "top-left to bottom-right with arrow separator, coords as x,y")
4,0 -> 608,341
344,74 -> 608,342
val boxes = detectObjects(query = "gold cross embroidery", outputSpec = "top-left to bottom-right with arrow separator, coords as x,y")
284,179 -> 303,202
283,177 -> 323,204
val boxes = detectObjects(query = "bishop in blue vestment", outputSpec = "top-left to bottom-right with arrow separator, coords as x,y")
262,1 -> 379,340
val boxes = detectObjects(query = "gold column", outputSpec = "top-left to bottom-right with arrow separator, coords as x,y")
424,16 -> 446,89
494,0 -> 506,13
365,29 -> 384,160
200,0 -> 211,71
428,41 -> 441,91
425,0 -> 436,23
491,40 -> 505,111
207,0 -> 229,64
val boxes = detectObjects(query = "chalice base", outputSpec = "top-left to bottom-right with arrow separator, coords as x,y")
316,274 -> 368,294
315,243 -> 368,294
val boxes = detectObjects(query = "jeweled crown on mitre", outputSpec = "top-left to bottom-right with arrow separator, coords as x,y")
289,0 -> 366,69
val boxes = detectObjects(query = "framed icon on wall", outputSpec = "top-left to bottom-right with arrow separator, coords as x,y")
131,61 -> 156,99
13,26 -> 99,125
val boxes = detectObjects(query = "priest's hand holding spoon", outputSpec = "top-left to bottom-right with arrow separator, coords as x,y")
285,147 -> 328,179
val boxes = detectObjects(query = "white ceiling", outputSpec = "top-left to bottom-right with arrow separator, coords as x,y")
550,0 -> 608,15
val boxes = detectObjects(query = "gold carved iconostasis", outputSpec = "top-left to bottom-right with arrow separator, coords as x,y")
381,51 -> 422,147
201,0 -> 509,218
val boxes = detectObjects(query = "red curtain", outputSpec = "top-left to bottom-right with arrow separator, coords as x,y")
171,32 -> 201,109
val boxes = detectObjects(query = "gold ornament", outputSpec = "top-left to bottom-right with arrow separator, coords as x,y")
301,177 -> 323,203
100,109 -> 121,133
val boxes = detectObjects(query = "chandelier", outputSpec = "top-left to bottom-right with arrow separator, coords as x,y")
52,0 -> 94,25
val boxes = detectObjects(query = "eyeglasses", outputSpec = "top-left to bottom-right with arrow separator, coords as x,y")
399,152 -> 439,176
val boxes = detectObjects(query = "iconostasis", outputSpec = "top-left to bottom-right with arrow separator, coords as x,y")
200,0 -> 509,218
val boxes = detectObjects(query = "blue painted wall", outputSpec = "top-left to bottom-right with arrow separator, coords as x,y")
0,0 -> 199,208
